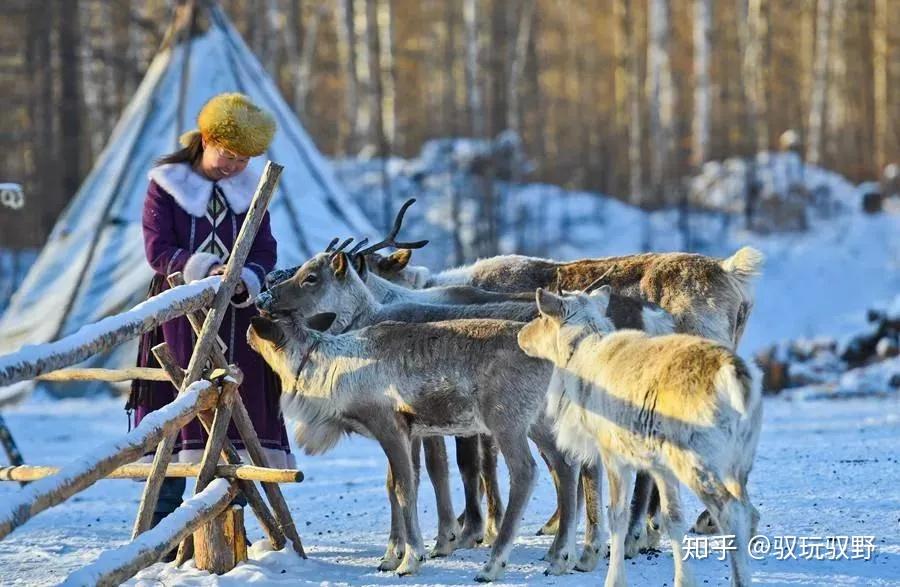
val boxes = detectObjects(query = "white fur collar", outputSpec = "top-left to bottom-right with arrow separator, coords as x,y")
148,162 -> 262,217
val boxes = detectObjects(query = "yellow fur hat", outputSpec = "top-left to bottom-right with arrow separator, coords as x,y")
179,93 -> 276,157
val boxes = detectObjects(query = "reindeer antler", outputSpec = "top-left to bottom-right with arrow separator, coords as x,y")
553,268 -> 563,295
348,238 -> 370,256
583,266 -> 615,293
354,198 -> 429,257
324,237 -> 341,252
328,237 -> 355,260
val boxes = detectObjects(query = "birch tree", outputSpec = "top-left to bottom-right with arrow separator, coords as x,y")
646,0 -> 675,204
692,0 -> 713,167
807,0 -> 833,165
873,0 -> 888,173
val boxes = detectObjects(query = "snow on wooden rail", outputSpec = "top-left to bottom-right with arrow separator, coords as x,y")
0,380 -> 218,541
61,478 -> 238,587
0,463 -> 304,483
0,277 -> 220,388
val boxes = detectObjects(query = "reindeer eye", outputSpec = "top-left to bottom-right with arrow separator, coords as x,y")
302,274 -> 318,285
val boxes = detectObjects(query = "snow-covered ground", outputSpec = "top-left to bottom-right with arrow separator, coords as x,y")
0,393 -> 898,586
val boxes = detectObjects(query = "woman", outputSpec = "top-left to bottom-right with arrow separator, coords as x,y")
128,93 -> 292,528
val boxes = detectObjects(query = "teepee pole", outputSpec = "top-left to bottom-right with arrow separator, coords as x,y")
132,162 -> 282,539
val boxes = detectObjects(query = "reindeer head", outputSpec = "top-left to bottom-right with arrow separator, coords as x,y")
517,286 -> 615,366
256,252 -> 371,332
247,312 -> 336,387
365,250 -> 431,288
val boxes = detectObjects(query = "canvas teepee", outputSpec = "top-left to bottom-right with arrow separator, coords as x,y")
0,2 -> 374,398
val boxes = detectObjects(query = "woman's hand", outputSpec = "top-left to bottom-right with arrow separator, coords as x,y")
208,264 -> 246,295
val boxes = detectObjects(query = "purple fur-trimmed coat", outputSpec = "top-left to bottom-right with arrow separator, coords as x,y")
131,162 -> 293,467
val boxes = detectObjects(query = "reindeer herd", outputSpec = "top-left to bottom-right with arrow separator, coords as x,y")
247,199 -> 765,586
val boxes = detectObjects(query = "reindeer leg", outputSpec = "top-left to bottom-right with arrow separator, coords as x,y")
603,454 -> 634,587
378,463 -> 406,571
576,462 -> 607,572
537,444 -> 579,576
373,422 -> 425,576
651,470 -> 695,587
475,431 -> 537,583
537,450 -> 562,538
423,436 -> 461,557
480,434 -> 504,545
456,435 -> 485,549
625,471 -> 659,557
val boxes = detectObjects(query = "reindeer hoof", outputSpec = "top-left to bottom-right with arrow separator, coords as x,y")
692,509 -> 718,535
430,530 -> 458,558
475,560 -> 506,582
544,549 -> 576,575
396,553 -> 424,576
575,544 -> 605,572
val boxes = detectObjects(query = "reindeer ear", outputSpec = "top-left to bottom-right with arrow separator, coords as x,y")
250,316 -> 286,344
352,254 -> 369,280
535,288 -> 566,320
588,285 -> 612,314
331,252 -> 349,279
306,312 -> 337,332
588,284 -> 612,298
389,249 -> 412,270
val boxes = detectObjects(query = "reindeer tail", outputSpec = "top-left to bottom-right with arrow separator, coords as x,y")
715,355 -> 762,419
720,247 -> 764,288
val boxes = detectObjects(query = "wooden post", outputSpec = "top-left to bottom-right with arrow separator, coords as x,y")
133,162 -> 282,539
0,464 -> 303,483
169,273 -> 307,557
35,367 -> 171,382
194,505 -> 248,573
151,342 -> 287,551
62,479 -> 239,587
0,382 -> 219,541
175,379 -> 236,567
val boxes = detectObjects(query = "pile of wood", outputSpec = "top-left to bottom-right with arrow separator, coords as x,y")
755,302 -> 900,394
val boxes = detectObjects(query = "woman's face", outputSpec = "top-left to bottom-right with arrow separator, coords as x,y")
199,140 -> 251,181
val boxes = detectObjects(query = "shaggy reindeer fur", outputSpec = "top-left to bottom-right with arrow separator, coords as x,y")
518,287 -> 763,587
258,251 -> 676,566
249,315 -> 584,581
369,247 -> 764,349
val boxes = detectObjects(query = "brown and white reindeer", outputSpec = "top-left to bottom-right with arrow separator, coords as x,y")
367,244 -> 764,539
248,312 -> 582,581
258,250 -> 677,571
365,246 -> 763,350
517,287 -> 763,587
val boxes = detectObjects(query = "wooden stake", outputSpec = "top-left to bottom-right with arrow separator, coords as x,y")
174,380 -> 236,565
194,504 -> 248,574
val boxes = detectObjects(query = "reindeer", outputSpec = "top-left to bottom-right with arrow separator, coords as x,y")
366,245 -> 763,539
259,249 -> 677,568
363,246 -> 763,350
517,286 -> 763,587
249,312 -> 588,581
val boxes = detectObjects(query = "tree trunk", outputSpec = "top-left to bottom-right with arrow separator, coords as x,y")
295,3 -> 325,119
692,0 -> 713,167
506,0 -> 535,135
463,0 -> 484,138
807,0 -> 833,165
194,505 -> 248,574
334,0 -> 358,154
872,0 -> 888,174
646,0 -> 674,205
621,0 -> 644,209
57,0 -> 83,206
825,0 -> 847,167
353,0 -> 373,151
